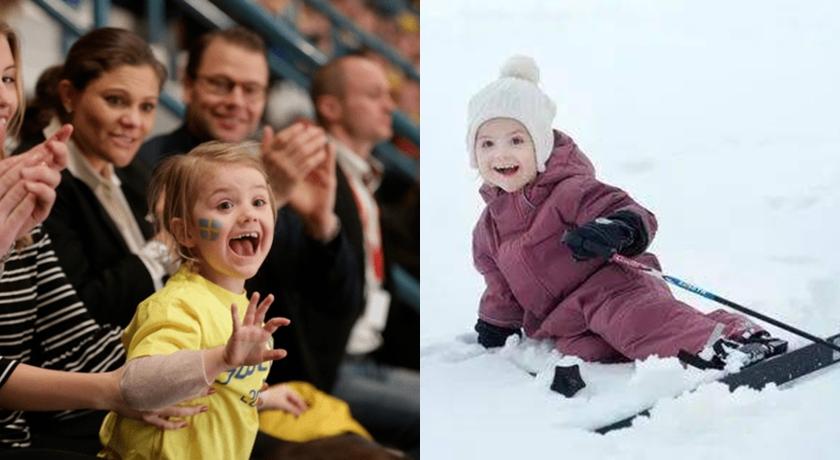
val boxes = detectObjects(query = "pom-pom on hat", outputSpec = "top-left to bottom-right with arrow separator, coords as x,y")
466,55 -> 557,172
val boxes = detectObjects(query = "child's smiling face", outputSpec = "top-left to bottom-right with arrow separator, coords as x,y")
182,163 -> 275,292
475,118 -> 537,193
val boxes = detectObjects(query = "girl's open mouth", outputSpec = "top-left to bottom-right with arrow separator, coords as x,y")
494,165 -> 520,176
229,232 -> 260,257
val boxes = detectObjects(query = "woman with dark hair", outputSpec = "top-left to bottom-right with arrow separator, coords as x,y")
19,27 -> 175,329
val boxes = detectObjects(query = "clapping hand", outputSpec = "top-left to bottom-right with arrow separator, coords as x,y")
288,140 -> 339,241
260,122 -> 330,207
0,124 -> 73,253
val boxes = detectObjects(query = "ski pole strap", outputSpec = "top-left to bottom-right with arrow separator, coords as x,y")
609,253 -> 659,274
609,254 -> 840,355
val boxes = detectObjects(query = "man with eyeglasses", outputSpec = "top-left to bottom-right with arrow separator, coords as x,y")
138,26 -> 365,407
187,73 -> 269,141
141,27 -> 327,198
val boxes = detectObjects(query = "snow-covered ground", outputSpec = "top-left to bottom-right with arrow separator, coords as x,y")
420,1 -> 840,458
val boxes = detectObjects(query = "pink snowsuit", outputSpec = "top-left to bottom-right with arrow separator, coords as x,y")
473,130 -> 755,362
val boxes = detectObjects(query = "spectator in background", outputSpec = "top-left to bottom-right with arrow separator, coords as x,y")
333,0 -> 378,37
256,0 -> 330,130
16,28 -> 174,330
357,47 -> 419,160
394,11 -> 419,69
392,13 -> 420,128
258,0 -> 420,136
310,54 -> 419,457
260,0 -> 335,56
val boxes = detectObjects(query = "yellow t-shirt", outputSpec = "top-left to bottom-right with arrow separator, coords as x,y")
99,267 -> 270,460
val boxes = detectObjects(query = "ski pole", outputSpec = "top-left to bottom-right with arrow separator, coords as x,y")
610,253 -> 840,354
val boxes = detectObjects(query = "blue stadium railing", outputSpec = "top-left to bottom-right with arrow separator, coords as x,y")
30,0 -> 419,312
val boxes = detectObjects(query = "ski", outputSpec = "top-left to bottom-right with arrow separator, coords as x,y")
594,332 -> 840,434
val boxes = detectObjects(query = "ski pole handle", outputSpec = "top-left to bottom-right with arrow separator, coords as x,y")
610,254 -> 840,354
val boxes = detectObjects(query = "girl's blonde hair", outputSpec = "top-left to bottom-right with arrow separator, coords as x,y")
0,21 -> 25,156
148,141 -> 276,265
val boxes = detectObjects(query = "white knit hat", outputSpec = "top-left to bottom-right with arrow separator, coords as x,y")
466,55 -> 557,172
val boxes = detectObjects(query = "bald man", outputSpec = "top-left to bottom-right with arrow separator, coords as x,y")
311,55 -> 419,457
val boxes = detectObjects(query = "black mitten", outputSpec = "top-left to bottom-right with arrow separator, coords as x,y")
562,210 -> 648,261
475,319 -> 521,348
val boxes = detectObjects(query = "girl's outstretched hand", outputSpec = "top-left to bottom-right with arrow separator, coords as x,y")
257,383 -> 309,416
223,292 -> 290,368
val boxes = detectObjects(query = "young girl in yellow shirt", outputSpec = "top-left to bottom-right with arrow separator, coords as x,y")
100,141 -> 307,459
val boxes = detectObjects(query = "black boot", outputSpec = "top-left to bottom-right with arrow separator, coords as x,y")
680,331 -> 788,370
713,330 -> 788,368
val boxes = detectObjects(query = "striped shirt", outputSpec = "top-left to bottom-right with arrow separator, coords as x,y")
0,226 -> 125,448
0,357 -> 19,391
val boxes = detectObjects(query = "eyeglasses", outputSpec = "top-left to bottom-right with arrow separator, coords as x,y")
195,75 -> 267,102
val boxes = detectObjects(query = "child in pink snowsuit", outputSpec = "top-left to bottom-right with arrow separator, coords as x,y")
469,56 -> 782,366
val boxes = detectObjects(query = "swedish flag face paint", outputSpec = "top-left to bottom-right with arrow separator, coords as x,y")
198,218 -> 222,241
